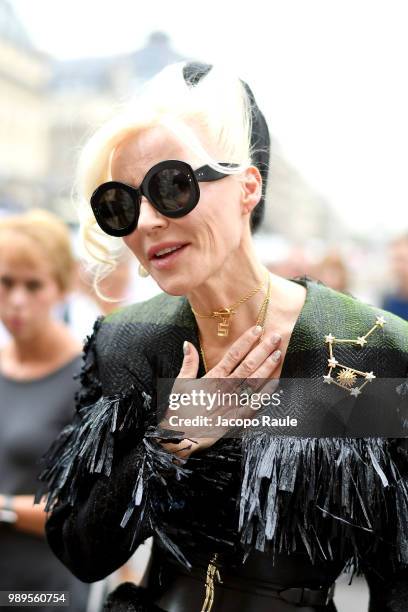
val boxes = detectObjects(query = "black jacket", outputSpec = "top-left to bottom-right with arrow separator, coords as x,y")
36,278 -> 408,611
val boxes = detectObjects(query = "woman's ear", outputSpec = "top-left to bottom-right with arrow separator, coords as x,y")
240,166 -> 262,215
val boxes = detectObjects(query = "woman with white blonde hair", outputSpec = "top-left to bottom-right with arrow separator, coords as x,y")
37,62 -> 408,611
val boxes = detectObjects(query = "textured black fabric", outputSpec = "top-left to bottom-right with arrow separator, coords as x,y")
103,582 -> 165,611
36,277 -> 408,611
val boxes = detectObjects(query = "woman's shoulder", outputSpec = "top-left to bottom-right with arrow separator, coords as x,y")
85,292 -> 187,350
79,292 -> 193,393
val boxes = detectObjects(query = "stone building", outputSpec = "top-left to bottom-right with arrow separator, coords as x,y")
264,144 -> 341,242
0,1 -> 339,240
0,0 -> 50,212
47,31 -> 185,221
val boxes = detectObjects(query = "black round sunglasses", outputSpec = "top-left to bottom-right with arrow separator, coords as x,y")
90,159 -> 238,237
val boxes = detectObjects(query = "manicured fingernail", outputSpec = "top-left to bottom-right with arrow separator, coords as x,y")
183,341 -> 190,355
253,325 -> 263,335
271,332 -> 281,344
272,349 -> 281,362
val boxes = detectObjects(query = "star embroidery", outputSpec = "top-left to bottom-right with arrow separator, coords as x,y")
323,315 -> 384,396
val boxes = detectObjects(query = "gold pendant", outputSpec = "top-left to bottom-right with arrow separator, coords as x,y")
213,308 -> 235,337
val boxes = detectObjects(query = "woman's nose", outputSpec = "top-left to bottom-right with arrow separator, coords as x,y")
9,286 -> 27,307
137,197 -> 168,233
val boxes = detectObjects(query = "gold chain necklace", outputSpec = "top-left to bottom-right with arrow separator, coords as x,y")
198,272 -> 271,374
195,272 -> 271,611
191,272 -> 268,337
197,277 -> 271,611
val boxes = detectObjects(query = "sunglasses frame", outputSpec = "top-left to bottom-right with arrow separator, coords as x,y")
90,159 -> 238,237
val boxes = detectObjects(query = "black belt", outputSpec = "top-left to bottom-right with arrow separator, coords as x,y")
269,585 -> 335,606
153,558 -> 336,611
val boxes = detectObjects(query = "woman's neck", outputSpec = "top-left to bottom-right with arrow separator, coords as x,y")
186,245 -> 271,349
6,320 -> 79,365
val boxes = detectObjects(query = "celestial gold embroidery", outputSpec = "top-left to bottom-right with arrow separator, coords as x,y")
323,315 -> 385,396
337,368 -> 357,387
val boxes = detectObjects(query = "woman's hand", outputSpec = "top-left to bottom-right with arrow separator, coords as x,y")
158,325 -> 282,458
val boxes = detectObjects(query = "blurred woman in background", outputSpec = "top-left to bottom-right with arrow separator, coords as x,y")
0,209 -> 90,611
314,250 -> 350,294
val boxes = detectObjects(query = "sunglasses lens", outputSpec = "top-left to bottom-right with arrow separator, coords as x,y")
94,186 -> 136,234
149,167 -> 195,212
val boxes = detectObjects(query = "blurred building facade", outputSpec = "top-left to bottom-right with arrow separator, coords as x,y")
265,146 -> 341,242
47,31 -> 185,220
0,0 -> 51,213
0,0 -> 340,242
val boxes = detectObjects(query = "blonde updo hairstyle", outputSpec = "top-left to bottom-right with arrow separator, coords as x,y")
75,62 -> 269,291
0,209 -> 75,293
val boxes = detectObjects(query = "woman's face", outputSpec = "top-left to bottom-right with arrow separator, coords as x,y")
0,238 -> 64,340
111,125 -> 258,295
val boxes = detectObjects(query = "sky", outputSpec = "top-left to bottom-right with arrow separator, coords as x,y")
10,0 -> 408,238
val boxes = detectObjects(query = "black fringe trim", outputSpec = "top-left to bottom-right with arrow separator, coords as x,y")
35,387 -> 194,567
239,434 -> 408,574
35,389 -> 143,511
35,320 -> 195,568
74,317 -> 104,408
35,315 -> 408,577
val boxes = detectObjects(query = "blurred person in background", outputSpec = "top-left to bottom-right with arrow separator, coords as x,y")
0,314 -> 10,347
314,250 -> 350,294
64,251 -> 134,344
0,254 -> 134,349
382,233 -> 408,320
266,244 -> 314,279
0,210 -> 90,611
36,62 -> 408,612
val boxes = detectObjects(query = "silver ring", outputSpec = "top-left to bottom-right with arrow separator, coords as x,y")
238,382 -> 254,397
